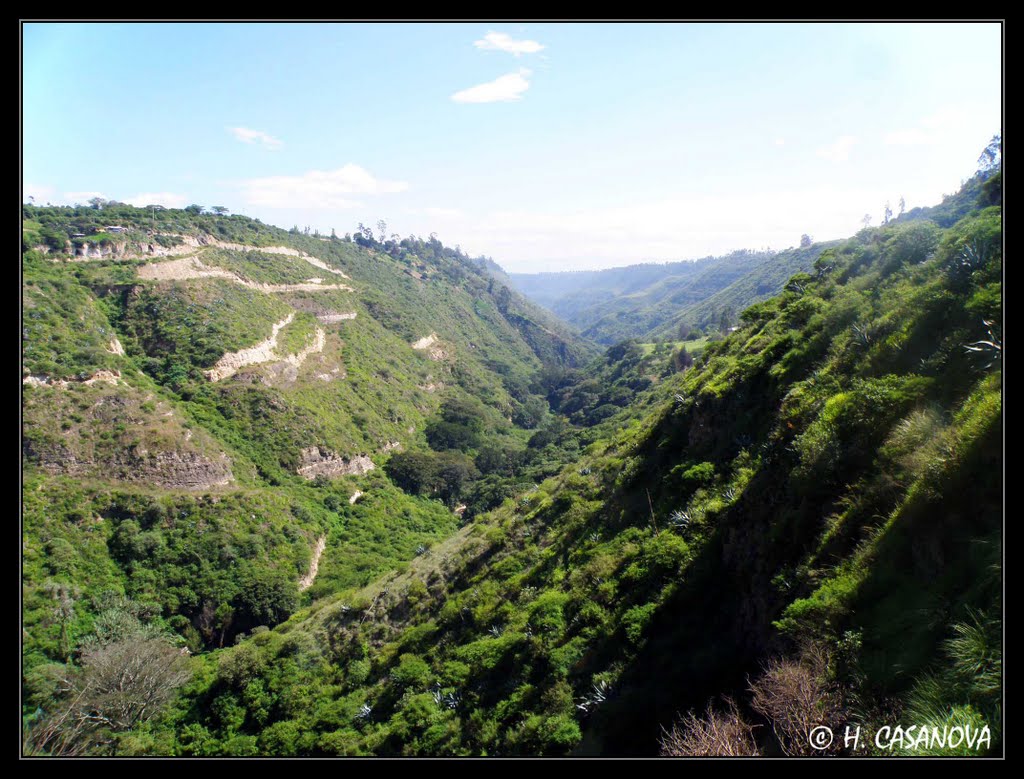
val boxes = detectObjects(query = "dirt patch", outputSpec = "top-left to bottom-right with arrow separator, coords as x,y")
411,333 -> 450,361
23,370 -> 122,388
349,490 -> 364,504
137,255 -> 238,282
297,447 -> 376,480
298,535 -> 327,591
204,241 -> 351,278
55,235 -> 353,277
137,256 -> 353,293
205,314 -> 294,382
411,333 -> 438,350
317,312 -> 358,323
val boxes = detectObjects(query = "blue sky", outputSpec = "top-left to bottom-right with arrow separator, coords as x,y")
23,22 -> 1001,272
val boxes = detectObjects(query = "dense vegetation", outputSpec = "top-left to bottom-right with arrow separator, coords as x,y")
22,154 -> 1001,757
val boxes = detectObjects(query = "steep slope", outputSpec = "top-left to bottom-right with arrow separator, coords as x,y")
21,205 -> 594,687
67,175 -> 1000,757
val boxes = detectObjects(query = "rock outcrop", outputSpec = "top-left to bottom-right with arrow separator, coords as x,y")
297,447 -> 376,480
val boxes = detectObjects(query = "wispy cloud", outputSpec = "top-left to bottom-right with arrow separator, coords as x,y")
920,107 -> 967,130
229,126 -> 283,150
816,135 -> 858,163
474,31 -> 545,56
241,164 -> 409,209
449,187 -> 915,273
64,190 -> 108,204
884,128 -> 935,146
125,192 -> 189,208
452,69 -> 532,104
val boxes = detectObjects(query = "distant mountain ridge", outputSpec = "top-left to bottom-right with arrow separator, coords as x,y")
511,244 -> 834,344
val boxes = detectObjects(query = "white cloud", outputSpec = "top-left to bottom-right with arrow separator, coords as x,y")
23,183 -> 55,203
474,31 -> 545,56
125,192 -> 189,208
241,164 -> 410,210
229,126 -> 283,150
421,207 -> 465,219
442,186 -> 926,273
452,69 -> 532,103
64,190 -> 108,204
816,135 -> 858,162
774,138 -> 786,146
884,128 -> 935,146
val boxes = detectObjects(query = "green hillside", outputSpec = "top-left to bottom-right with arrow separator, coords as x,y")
21,163 -> 1001,756
21,205 -> 596,747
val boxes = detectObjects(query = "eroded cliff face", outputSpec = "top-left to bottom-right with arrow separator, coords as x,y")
296,446 -> 375,480
22,384 -> 234,490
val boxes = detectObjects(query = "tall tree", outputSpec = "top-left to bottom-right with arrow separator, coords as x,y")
977,133 -> 1001,173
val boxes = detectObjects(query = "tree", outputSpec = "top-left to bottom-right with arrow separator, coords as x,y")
43,582 -> 79,662
673,345 -> 694,372
72,637 -> 191,733
898,196 -> 906,217
211,206 -> 229,215
883,201 -> 893,225
494,285 -> 513,314
977,133 -> 1001,174
88,197 -> 107,210
24,598 -> 192,756
184,204 -> 204,215
800,234 -> 813,248
660,698 -> 761,756
861,214 -> 872,229
748,644 -> 843,756
718,306 -> 735,334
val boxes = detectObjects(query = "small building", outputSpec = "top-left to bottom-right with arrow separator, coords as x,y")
106,226 -> 128,234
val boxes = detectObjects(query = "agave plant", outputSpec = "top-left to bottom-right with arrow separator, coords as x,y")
577,680 -> 613,714
963,319 -> 1001,369
669,510 -> 691,529
851,322 -> 873,347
